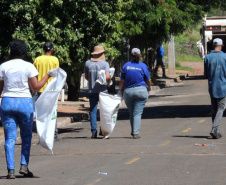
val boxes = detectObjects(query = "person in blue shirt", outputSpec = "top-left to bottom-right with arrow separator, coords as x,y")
204,38 -> 226,139
153,41 -> 166,78
118,48 -> 151,139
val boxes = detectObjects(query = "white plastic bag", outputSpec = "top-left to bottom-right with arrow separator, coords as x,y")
96,67 -> 115,85
197,40 -> 205,59
99,92 -> 122,138
35,68 -> 67,153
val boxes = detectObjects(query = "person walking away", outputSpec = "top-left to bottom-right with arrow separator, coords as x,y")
84,45 -> 111,138
153,41 -> 167,78
118,48 -> 151,139
204,38 -> 226,139
33,41 -> 59,140
0,39 -> 56,179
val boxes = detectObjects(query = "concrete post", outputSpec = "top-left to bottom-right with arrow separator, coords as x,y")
168,35 -> 175,75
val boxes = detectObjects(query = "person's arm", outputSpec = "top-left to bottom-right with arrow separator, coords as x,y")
0,80 -> 4,96
119,79 -> 125,92
146,80 -> 151,91
28,74 -> 51,93
105,62 -> 111,84
105,71 -> 111,84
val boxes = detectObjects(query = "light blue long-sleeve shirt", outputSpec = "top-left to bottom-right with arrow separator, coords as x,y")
204,50 -> 226,98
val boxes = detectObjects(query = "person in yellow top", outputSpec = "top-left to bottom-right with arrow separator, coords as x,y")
33,41 -> 60,140
34,42 -> 59,92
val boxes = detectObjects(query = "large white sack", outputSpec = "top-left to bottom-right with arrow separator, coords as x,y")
99,92 -> 122,138
96,68 -> 115,85
35,68 -> 67,153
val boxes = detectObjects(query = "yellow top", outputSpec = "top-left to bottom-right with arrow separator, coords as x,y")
33,55 -> 59,92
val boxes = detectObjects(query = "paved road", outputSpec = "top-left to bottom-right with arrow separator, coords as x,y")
1,75 -> 226,185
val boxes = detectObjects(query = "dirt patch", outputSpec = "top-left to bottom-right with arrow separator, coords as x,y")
179,61 -> 204,75
157,61 -> 204,76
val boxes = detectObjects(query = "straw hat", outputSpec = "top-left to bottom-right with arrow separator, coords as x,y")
91,45 -> 105,55
90,45 -> 106,62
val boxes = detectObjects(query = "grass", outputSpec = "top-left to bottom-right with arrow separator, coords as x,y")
175,62 -> 193,71
176,54 -> 203,62
172,26 -> 203,62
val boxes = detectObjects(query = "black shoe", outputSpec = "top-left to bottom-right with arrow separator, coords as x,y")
91,132 -> 97,139
132,134 -> 141,139
7,169 -> 15,179
19,165 -> 33,177
210,131 -> 222,139
54,135 -> 60,141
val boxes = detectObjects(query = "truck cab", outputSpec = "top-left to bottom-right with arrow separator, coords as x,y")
197,15 -> 226,59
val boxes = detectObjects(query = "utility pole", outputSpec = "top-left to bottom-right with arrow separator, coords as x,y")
168,35 -> 175,75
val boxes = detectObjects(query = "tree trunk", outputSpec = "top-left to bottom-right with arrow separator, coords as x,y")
67,73 -> 82,101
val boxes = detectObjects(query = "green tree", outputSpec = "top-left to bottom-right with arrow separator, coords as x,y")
0,0 -> 225,100
0,0 -> 132,100
120,0 -> 225,68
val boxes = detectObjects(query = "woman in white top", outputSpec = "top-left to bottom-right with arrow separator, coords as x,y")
0,39 -> 55,179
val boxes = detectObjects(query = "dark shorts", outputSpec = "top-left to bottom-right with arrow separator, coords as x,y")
156,57 -> 166,67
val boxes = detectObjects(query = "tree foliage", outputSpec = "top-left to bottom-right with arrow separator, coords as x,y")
0,0 -> 224,100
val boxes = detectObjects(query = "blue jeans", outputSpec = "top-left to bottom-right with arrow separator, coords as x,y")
0,97 -> 34,170
123,86 -> 148,135
89,93 -> 100,135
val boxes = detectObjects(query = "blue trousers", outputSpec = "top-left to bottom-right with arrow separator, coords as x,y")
89,93 -> 99,135
0,97 -> 34,170
123,86 -> 148,135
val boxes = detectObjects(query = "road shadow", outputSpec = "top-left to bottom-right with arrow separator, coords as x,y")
0,175 -> 40,179
61,136 -> 90,140
172,135 -> 210,139
57,112 -> 89,122
184,75 -> 205,81
58,127 -> 83,134
117,104 -> 212,120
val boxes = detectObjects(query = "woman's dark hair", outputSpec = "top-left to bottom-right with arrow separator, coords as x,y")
131,52 -> 141,62
9,39 -> 27,60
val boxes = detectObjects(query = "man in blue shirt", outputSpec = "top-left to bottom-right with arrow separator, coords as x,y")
204,38 -> 226,139
153,41 -> 166,78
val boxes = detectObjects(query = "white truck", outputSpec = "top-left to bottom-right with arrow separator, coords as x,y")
197,15 -> 226,59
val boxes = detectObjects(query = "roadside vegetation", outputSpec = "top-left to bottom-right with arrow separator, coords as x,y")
0,1 -> 225,99
175,27 -> 203,62
164,26 -> 203,72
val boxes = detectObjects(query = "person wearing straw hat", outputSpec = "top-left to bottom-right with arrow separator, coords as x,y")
84,45 -> 111,138
204,38 -> 226,139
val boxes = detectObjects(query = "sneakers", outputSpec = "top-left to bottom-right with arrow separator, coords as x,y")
132,134 -> 141,139
54,134 -> 60,141
7,169 -> 15,179
210,130 -> 222,139
19,164 -> 33,177
91,132 -> 97,139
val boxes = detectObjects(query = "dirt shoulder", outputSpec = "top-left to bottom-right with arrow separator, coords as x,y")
179,61 -> 204,75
